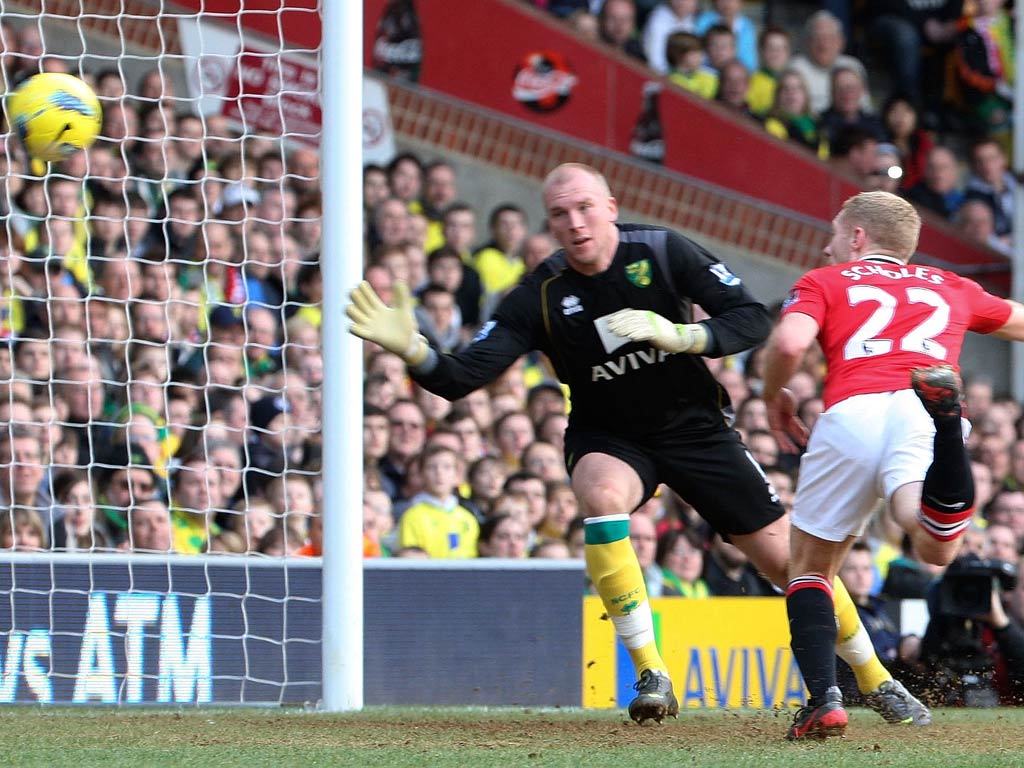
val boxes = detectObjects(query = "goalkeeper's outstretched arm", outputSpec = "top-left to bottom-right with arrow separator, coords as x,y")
347,280 -> 429,365
347,280 -> 530,402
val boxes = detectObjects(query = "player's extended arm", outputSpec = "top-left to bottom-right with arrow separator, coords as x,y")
349,277 -> 536,402
761,312 -> 820,453
346,280 -> 429,365
605,309 -> 710,354
992,301 -> 1024,342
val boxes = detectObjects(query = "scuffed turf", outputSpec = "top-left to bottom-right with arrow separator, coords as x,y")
0,706 -> 1021,767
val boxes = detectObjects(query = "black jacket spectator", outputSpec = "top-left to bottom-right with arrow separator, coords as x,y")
906,183 -> 963,220
819,107 -> 886,149
703,546 -> 775,597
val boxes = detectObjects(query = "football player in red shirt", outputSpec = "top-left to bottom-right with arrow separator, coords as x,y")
762,190 -> 1024,739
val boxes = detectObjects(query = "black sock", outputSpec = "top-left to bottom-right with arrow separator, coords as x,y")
922,416 -> 974,512
786,576 -> 837,704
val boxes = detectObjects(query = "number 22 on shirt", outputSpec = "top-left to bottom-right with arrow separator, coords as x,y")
844,285 -> 949,361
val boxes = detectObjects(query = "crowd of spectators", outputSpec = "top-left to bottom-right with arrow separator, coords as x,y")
358,138 -> 1024,589
2,3 -> 1024,648
360,140 -> 1024,700
359,0 -> 1024,700
528,0 -> 1018,257
0,21 -> 324,556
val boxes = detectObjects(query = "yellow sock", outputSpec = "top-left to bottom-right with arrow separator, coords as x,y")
833,577 -> 891,693
584,514 -> 666,676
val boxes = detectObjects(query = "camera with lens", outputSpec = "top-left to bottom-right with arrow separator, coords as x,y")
935,554 -> 1018,619
923,554 -> 1024,707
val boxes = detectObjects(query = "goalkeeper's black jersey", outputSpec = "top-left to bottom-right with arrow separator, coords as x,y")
412,224 -> 772,438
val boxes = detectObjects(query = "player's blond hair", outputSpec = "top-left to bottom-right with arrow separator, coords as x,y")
541,163 -> 612,199
839,191 -> 921,261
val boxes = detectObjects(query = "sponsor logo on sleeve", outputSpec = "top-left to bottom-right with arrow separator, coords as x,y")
561,295 -> 584,315
781,289 -> 799,310
472,320 -> 496,343
709,263 -> 741,287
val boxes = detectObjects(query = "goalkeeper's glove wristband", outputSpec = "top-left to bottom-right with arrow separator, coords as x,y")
669,322 -> 710,355
403,333 -> 430,366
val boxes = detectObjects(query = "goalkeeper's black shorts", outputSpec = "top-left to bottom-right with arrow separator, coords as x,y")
564,425 -> 784,538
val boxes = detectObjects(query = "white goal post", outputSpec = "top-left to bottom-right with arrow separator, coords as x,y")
0,1 -> 363,707
321,0 -> 365,712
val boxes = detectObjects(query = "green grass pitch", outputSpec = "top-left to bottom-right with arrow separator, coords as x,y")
0,706 -> 1021,767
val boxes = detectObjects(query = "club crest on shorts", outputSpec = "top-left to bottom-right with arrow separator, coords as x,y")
625,259 -> 652,287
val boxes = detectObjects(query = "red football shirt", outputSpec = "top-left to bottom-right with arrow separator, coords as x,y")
782,256 -> 1011,410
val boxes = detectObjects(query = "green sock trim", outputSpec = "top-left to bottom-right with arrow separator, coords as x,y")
584,517 -> 630,545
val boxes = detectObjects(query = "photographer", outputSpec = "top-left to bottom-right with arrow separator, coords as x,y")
920,553 -> 1024,706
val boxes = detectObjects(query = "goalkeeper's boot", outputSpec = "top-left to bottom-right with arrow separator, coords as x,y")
911,364 -> 962,420
628,669 -> 678,725
864,679 -> 931,725
786,686 -> 847,741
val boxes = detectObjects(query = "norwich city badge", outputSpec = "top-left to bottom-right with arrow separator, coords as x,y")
625,259 -> 652,287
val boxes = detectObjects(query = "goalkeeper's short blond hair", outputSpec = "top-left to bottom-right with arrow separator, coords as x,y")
839,191 -> 921,262
542,163 -> 612,198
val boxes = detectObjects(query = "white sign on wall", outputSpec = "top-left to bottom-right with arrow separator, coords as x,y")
362,77 -> 395,165
177,17 -> 394,162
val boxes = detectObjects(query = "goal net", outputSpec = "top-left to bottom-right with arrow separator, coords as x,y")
0,1 -> 324,704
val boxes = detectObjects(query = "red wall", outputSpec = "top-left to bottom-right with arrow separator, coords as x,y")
173,0 -> 320,49
364,0 -> 843,213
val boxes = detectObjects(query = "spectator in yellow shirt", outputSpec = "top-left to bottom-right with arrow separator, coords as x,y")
169,453 -> 223,554
422,160 -> 458,255
0,229 -> 26,339
747,26 -> 792,116
667,32 -> 718,100
397,445 -> 479,558
472,203 -> 528,296
387,152 -> 424,216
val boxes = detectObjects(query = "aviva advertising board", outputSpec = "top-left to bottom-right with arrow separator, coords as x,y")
583,596 -> 805,709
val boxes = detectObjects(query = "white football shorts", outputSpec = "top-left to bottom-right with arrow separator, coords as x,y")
791,389 -> 956,542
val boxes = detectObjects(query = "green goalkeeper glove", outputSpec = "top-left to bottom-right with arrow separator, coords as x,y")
346,280 -> 429,365
606,309 -> 709,354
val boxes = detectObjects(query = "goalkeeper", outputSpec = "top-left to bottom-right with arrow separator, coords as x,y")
347,162 -> 928,726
